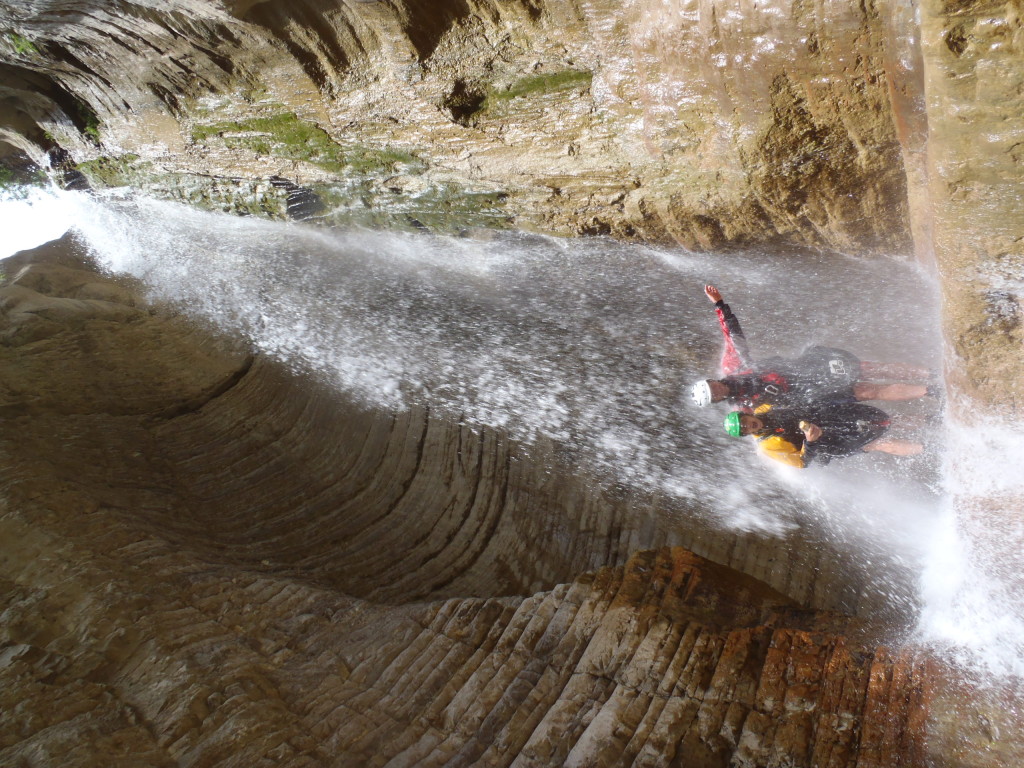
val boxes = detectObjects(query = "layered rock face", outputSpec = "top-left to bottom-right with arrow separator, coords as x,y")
0,238 -> 935,766
1,0 -> 911,250
916,0 -> 1024,413
2,0 -> 1024,766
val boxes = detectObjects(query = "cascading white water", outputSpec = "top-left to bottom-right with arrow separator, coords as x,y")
0,186 -> 77,255
919,423 -> 1024,681
4,186 -> 1023,685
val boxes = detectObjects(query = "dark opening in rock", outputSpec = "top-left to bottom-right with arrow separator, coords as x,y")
444,79 -> 485,126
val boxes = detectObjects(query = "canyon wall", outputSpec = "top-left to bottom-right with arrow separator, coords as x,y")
2,0 -> 1024,766
2,0 -> 913,249
916,0 -> 1024,414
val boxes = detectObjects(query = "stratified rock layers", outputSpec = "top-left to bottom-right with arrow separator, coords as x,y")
0,237 -> 933,766
0,533 -> 933,768
0,238 -> 911,619
917,0 -> 1024,413
0,0 -> 911,252
2,0 -> 1024,765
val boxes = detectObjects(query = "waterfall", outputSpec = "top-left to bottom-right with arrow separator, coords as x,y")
0,185 -> 76,255
3,186 -> 1022,684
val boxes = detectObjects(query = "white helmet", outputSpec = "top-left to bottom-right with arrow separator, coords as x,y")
690,380 -> 712,407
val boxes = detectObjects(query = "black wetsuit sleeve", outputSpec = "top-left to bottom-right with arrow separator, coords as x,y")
800,441 -> 828,465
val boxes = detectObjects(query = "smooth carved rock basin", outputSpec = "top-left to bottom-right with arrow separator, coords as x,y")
0,236 -> 939,767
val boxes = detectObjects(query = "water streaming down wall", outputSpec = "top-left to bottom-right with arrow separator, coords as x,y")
921,427 -> 1024,680
65,192 -> 938,499
4,188 -> 1023,704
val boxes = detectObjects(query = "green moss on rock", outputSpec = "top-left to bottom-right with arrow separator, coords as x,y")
77,155 -> 146,187
191,112 -> 423,175
8,32 -> 38,56
0,165 -> 47,193
67,149 -> 510,234
312,180 -> 511,234
481,70 -> 592,113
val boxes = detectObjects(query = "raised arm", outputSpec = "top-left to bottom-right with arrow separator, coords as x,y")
704,284 -> 754,375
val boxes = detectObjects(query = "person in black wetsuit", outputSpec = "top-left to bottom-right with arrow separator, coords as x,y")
722,402 -> 923,469
690,285 -> 936,411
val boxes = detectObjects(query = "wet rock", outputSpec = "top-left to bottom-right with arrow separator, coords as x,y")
0,0 -> 910,252
47,146 -> 89,191
1,1 -> 1024,765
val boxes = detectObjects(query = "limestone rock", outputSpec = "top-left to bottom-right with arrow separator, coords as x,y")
2,0 -> 1018,411
0,0 -> 910,252
2,0 -> 1024,764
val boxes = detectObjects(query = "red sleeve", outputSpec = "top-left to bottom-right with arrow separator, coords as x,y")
715,301 -> 753,375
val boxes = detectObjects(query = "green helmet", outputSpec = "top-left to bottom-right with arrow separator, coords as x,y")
723,411 -> 742,437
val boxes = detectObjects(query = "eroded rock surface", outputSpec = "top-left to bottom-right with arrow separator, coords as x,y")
0,0 -> 912,252
916,0 -> 1024,414
1,0 -> 1019,412
0,237 -> 917,618
2,1 -> 1024,765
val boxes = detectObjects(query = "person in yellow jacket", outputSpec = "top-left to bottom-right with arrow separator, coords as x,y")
723,402 -> 923,468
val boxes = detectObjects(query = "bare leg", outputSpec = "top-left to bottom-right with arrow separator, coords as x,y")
862,438 -> 924,456
859,361 -> 932,382
853,382 -> 928,401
